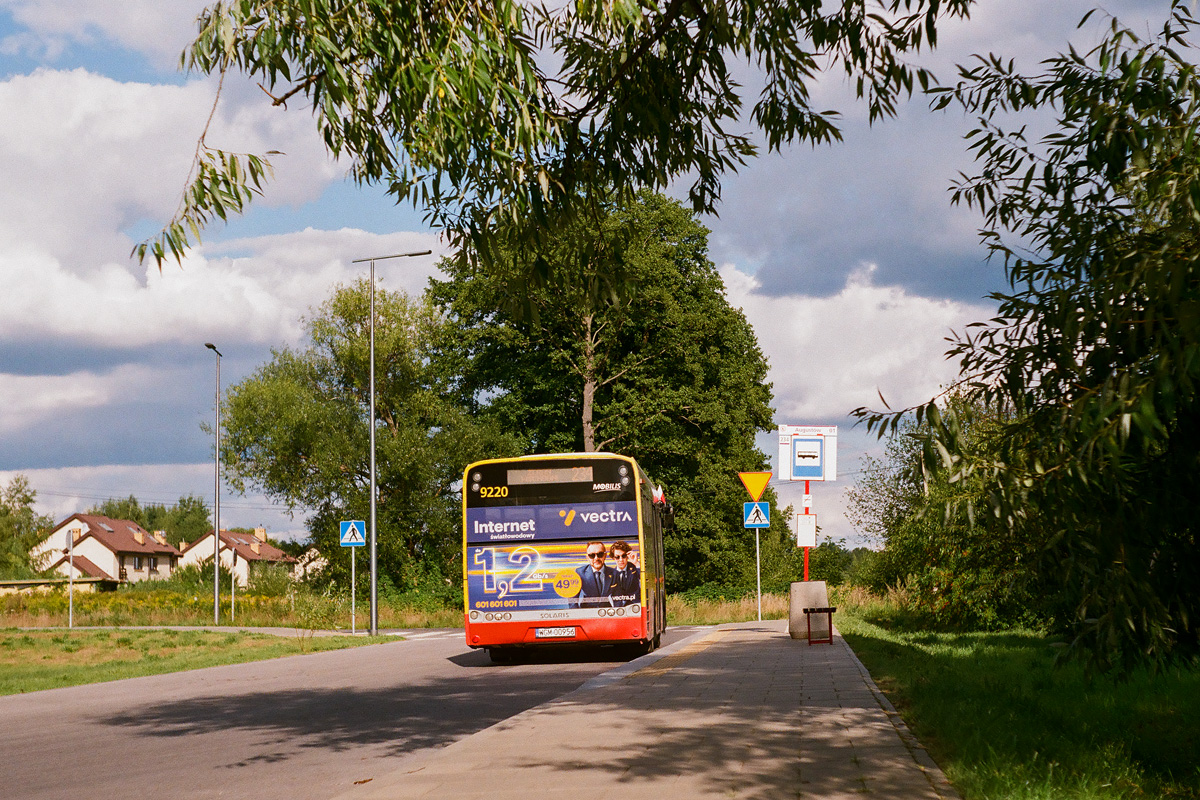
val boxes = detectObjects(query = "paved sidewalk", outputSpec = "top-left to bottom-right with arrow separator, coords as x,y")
336,619 -> 959,799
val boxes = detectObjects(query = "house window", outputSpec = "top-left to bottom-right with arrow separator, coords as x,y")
149,557 -> 158,572
133,556 -> 144,571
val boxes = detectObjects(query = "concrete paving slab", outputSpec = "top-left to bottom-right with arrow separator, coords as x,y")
333,620 -> 960,800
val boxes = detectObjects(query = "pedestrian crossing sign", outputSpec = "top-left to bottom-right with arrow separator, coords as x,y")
744,502 -> 770,528
340,520 -> 366,547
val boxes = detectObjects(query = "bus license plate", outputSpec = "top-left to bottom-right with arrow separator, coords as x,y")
535,626 -> 576,639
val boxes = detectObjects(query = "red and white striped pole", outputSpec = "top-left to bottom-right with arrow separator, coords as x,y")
803,480 -> 811,581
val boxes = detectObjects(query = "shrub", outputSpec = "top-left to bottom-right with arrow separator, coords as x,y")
246,564 -> 293,596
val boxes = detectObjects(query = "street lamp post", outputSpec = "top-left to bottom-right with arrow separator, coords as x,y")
205,342 -> 223,625
349,249 -> 432,636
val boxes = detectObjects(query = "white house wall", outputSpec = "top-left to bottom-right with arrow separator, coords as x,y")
179,533 -> 215,569
74,538 -> 118,579
180,534 -> 251,587
32,525 -> 79,569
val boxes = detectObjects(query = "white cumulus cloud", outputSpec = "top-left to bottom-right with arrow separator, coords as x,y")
0,67 -> 341,274
0,0 -> 209,68
0,364 -> 161,433
722,262 -> 993,422
0,227 -> 445,350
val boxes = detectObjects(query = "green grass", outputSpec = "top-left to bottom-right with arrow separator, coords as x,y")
837,599 -> 1200,800
0,628 -> 387,695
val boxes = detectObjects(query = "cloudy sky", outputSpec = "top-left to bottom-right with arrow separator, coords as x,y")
0,0 -> 1165,546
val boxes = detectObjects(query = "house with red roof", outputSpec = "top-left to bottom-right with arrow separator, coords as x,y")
33,514 -> 183,583
180,527 -> 296,587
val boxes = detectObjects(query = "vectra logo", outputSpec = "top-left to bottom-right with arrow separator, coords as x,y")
558,508 -> 633,526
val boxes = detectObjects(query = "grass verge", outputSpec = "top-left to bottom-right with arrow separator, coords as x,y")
836,596 -> 1200,800
0,628 -> 384,695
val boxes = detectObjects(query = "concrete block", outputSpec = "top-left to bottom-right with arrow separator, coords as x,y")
789,581 -> 829,639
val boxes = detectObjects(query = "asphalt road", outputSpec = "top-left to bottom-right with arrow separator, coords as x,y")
0,628 -> 693,800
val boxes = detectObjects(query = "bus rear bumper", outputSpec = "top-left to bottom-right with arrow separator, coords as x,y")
465,616 -> 647,648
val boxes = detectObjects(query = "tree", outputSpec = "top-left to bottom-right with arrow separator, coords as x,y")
805,538 -> 853,585
219,281 -> 521,589
164,495 -> 215,545
0,475 -> 53,579
844,419 -> 924,550
848,398 -> 1051,627
858,2 -> 1200,670
87,494 -> 211,547
138,0 -> 973,274
430,190 -> 790,591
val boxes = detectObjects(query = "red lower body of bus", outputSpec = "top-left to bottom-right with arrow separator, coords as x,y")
465,611 -> 652,650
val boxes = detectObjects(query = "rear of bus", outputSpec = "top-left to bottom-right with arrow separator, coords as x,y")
462,453 -> 665,661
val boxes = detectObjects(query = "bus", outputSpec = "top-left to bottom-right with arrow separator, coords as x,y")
462,452 -> 668,663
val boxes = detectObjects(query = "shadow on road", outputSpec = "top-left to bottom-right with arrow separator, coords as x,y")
346,630 -> 816,800
97,649 -> 629,762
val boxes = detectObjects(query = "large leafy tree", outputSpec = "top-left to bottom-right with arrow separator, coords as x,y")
859,3 -> 1200,670
431,191 -> 791,591
138,0 -> 973,271
0,475 -> 54,579
220,281 -> 520,589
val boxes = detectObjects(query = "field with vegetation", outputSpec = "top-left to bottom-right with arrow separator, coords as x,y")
0,561 -> 462,631
0,627 -> 380,695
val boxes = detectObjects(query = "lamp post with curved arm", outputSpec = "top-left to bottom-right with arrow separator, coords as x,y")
349,249 -> 431,635
204,342 -> 223,625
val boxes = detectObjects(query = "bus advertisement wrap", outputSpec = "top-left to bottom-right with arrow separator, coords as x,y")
466,540 -> 643,617
465,501 -> 639,544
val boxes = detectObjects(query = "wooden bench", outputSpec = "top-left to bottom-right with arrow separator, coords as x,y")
801,606 -> 836,645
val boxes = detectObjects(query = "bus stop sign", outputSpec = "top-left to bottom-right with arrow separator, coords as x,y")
777,425 -> 838,482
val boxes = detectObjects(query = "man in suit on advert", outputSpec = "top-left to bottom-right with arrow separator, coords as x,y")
573,541 -> 615,608
609,540 -> 640,607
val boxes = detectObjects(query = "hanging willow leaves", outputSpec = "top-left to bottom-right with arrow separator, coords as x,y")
855,1 -> 1200,673
138,0 -> 973,281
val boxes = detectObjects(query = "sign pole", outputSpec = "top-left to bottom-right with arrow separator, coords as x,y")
778,425 -> 836,583
755,529 -> 762,622
340,519 -> 366,634
739,472 -> 772,623
804,479 -> 811,581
